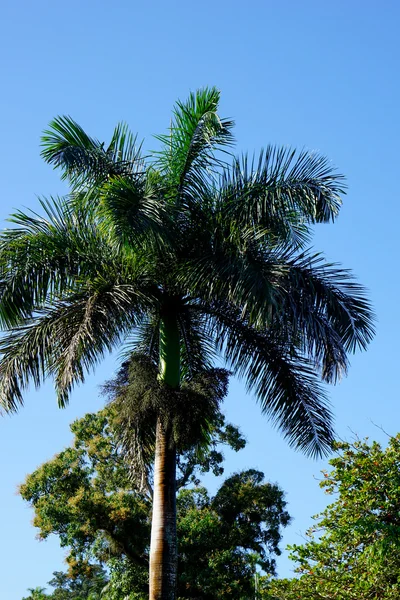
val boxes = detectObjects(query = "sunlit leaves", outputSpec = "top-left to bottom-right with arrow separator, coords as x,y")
266,436 -> 400,599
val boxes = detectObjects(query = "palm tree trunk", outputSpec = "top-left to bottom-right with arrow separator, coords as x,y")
149,312 -> 180,600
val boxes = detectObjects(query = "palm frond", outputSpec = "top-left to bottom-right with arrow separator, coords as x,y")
153,87 -> 235,204
217,148 -> 346,249
0,196 -> 124,326
0,194 -> 161,328
107,121 -> 145,165
181,244 -> 374,368
205,304 -> 335,458
41,116 -> 143,186
52,287 -> 142,407
279,252 -> 376,355
97,175 -> 172,252
0,279 -> 149,412
0,317 -> 58,413
120,314 -> 161,364
178,247 -> 284,330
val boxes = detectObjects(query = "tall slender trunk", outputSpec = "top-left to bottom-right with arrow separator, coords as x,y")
149,311 -> 180,600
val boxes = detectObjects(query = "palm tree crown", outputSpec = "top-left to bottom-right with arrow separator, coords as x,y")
0,87 -> 374,458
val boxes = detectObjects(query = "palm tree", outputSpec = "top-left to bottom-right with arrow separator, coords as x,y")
23,587 -> 48,600
0,88 -> 374,600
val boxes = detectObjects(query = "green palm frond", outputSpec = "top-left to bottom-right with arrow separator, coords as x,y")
279,252 -> 376,355
178,246 -> 287,331
53,284 -> 149,407
0,316 -> 58,413
107,121 -> 145,165
214,148 -> 345,253
154,87 -> 235,203
41,116 -> 143,186
120,313 -> 161,364
0,280 -> 150,411
181,245 -> 374,365
97,175 -> 172,252
0,195 -> 161,326
0,196 -> 106,326
206,305 -> 334,458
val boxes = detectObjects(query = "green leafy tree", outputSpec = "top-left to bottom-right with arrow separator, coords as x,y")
22,569 -> 107,600
176,470 -> 289,599
20,405 -> 288,599
47,568 -> 107,600
22,588 -> 48,600
1,87 -> 374,599
265,435 -> 400,599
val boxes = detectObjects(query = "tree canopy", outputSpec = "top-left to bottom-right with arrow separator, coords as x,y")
20,405 -> 290,599
265,434 -> 400,599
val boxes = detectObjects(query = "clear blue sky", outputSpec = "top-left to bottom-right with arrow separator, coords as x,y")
0,1 -> 398,597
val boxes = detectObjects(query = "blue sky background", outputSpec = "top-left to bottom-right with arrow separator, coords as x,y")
0,1 -> 399,597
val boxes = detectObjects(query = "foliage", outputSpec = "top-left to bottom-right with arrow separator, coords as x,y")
20,407 -> 289,599
22,568 -> 107,600
265,435 -> 400,599
176,470 -> 290,599
4,87 -> 374,599
0,87 -> 375,458
101,355 -> 233,491
49,568 -> 107,600
22,588 -> 48,600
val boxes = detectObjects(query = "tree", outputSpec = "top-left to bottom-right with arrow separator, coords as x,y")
22,588 -> 48,600
0,87 -> 374,599
176,470 -> 289,599
21,569 -> 107,600
47,568 -> 107,600
265,435 -> 400,599
20,405 -> 289,599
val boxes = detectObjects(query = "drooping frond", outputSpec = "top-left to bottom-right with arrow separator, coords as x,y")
0,280 -> 149,412
278,252 -> 376,356
180,245 -> 374,370
0,195 -> 160,328
0,196 -> 108,327
120,313 -> 161,364
204,304 -> 335,458
0,315 -> 59,413
53,284 -> 150,407
153,87 -> 235,204
41,116 -> 144,186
